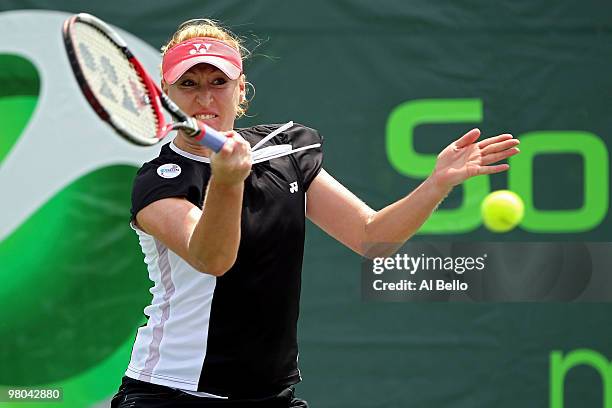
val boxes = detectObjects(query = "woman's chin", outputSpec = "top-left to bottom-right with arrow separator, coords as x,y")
196,118 -> 223,131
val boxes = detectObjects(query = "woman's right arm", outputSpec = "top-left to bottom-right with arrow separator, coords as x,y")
135,133 -> 252,276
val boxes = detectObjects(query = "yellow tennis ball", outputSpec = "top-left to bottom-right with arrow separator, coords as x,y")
481,190 -> 524,233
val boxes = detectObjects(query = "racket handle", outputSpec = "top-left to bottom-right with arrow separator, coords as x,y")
192,122 -> 227,152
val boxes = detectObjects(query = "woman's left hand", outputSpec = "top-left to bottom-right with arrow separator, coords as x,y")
430,128 -> 520,190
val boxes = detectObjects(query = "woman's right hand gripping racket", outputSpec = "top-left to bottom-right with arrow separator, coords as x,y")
62,13 -> 227,151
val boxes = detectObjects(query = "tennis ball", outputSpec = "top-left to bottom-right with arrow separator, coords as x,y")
481,190 -> 524,233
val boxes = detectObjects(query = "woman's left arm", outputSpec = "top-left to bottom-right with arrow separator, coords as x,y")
306,128 -> 519,257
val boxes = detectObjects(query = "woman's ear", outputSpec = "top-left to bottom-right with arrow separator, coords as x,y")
161,80 -> 168,95
239,74 -> 246,102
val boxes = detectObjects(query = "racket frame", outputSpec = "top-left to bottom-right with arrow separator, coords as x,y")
62,13 -> 201,146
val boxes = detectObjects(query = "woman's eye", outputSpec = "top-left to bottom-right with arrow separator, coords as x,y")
180,79 -> 196,87
212,77 -> 227,86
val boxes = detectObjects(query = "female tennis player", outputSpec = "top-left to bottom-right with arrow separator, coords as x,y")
111,19 -> 520,408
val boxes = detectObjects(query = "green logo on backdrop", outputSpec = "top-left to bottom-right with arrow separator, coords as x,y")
0,53 -> 148,386
0,10 -> 163,405
550,349 -> 612,408
386,99 -> 609,234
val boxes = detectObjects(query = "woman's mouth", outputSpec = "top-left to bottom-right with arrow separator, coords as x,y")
194,113 -> 218,120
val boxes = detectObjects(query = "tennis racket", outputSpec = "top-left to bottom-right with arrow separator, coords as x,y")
62,13 -> 227,151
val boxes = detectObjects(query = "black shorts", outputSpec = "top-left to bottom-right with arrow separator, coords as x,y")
110,377 -> 309,408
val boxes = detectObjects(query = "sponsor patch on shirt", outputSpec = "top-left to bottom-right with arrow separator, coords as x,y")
157,163 -> 182,179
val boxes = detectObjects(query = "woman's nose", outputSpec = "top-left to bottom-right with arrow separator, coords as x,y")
195,88 -> 213,106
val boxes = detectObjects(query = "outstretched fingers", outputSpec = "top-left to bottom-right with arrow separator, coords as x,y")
478,163 -> 510,175
481,146 -> 520,166
454,128 -> 481,149
481,138 -> 520,155
478,133 -> 514,149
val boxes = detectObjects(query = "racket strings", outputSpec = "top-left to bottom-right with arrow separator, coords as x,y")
72,22 -> 159,140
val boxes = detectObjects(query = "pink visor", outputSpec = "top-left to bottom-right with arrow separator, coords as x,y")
162,37 -> 243,84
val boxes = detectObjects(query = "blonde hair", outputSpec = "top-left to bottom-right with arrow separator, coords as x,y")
161,19 -> 252,118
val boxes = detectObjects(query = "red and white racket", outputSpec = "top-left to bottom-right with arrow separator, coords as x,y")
62,13 -> 227,151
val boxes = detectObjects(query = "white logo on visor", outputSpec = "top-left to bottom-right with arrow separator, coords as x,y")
157,163 -> 182,179
189,43 -> 212,55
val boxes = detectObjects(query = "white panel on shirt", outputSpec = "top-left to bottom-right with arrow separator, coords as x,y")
125,224 -> 225,398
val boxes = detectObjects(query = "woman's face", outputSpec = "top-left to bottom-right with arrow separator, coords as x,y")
162,63 -> 245,132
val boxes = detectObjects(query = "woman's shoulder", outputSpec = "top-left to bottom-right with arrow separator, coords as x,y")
130,142 -> 209,217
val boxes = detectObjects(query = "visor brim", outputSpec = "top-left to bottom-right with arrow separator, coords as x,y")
163,56 -> 241,84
